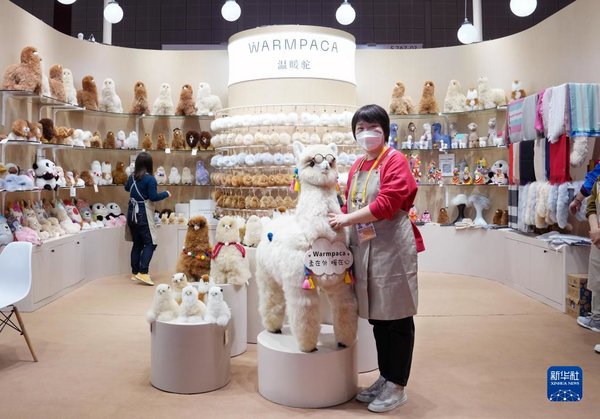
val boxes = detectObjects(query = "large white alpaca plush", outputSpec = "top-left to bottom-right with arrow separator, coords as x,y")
62,68 -> 78,106
146,284 -> 179,323
210,216 -> 251,285
477,76 -> 507,109
98,78 -> 123,113
195,82 -> 222,115
204,286 -> 231,326
178,285 -> 206,323
152,82 -> 175,115
256,141 -> 358,352
444,79 -> 467,112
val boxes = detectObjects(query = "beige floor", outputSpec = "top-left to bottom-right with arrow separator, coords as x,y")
1,272 -> 599,418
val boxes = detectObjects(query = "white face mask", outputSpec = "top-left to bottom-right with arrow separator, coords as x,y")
356,129 -> 384,151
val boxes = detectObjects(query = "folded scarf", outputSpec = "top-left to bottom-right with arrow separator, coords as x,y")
568,83 -> 600,137
522,93 -> 538,141
507,99 -> 524,143
548,135 -> 571,184
535,90 -> 545,133
533,138 -> 547,181
542,87 -> 553,138
548,84 -> 568,143
519,140 -> 535,185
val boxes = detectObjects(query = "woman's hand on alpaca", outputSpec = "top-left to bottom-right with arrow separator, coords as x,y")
328,213 -> 350,230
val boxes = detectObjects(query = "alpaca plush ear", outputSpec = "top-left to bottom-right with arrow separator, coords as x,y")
327,143 -> 338,157
292,141 -> 305,160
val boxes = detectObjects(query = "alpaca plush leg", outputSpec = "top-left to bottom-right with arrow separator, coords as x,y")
284,284 -> 321,352
256,266 -> 286,333
323,281 -> 358,347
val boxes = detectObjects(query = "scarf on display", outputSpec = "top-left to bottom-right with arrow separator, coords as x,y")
522,93 -> 539,141
548,134 -> 571,184
212,241 -> 246,259
507,98 -> 525,143
547,84 -> 568,143
568,83 -> 600,137
535,90 -> 545,134
519,140 -> 535,185
533,138 -> 547,182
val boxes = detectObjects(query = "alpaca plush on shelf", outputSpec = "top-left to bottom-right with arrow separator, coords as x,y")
444,79 -> 467,113
210,216 -> 250,286
155,166 -> 167,185
388,81 -> 415,115
256,141 -> 358,352
204,286 -> 231,326
129,81 -> 149,115
511,80 -> 527,101
171,128 -> 185,150
48,64 -> 66,102
178,285 -> 207,323
152,82 -> 175,115
181,167 -> 193,185
243,215 -> 262,247
465,88 -> 480,111
175,84 -> 197,116
2,46 -> 42,94
168,167 -> 181,185
156,133 -> 168,150
125,131 -> 138,149
76,75 -> 99,110
195,82 -> 222,115
176,216 -> 212,280
62,68 -> 78,105
142,133 -> 153,150
477,76 -> 507,109
115,130 -> 126,149
418,80 -> 439,114
98,78 -> 123,113
146,284 -> 179,323
103,131 -> 116,149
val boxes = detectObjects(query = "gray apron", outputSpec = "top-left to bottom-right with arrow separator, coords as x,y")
124,179 -> 158,245
349,149 -> 418,320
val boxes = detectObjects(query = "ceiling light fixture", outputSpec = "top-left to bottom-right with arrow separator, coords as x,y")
103,0 -> 124,24
336,0 -> 356,26
510,0 -> 537,17
57,0 -> 77,4
457,0 -> 477,44
221,0 -> 241,22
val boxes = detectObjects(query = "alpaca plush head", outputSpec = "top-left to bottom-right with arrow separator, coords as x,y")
293,141 -> 338,188
172,272 -> 189,291
159,83 -> 171,97
197,82 -> 211,97
180,84 -> 193,98
488,117 -> 496,130
467,122 -> 478,132
155,284 -> 172,299
447,79 -> 461,93
512,80 -> 522,91
102,78 -> 116,93
208,286 -> 224,302
182,285 -> 198,303
82,76 -> 96,92
49,64 -> 63,81
21,46 -> 40,65
12,119 -> 30,137
422,80 -> 435,95
392,81 -> 406,96
169,167 -> 179,177
134,81 -> 146,97
466,88 -> 478,101
188,216 -> 207,231
216,216 -> 241,243
477,76 -> 490,91
62,68 -> 74,84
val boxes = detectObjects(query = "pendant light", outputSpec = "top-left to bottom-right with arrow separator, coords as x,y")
457,0 -> 477,44
221,0 -> 241,22
57,0 -> 77,4
510,0 -> 537,17
104,1 -> 124,24
336,0 -> 356,26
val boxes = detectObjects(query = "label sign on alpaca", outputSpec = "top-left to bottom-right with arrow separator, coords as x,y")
303,238 -> 353,276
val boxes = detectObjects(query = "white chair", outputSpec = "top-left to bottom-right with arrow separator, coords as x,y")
0,242 -> 37,362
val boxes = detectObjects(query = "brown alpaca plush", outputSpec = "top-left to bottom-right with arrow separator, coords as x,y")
185,130 -> 200,149
418,80 -> 439,114
437,207 -> 449,224
389,81 -> 415,115
142,133 -> 153,150
103,131 -> 116,149
129,81 -> 149,115
112,161 -> 128,185
2,46 -> 42,94
171,128 -> 185,150
9,119 -> 30,141
199,131 -> 212,149
175,84 -> 197,116
90,131 -> 102,148
175,216 -> 212,281
49,64 -> 66,102
156,133 -> 168,150
79,170 -> 95,187
27,121 -> 43,142
39,118 -> 55,143
76,75 -> 99,110
53,126 -> 74,145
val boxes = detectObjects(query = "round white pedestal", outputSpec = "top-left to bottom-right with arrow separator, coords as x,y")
221,283 -> 247,357
245,247 -> 263,344
257,324 -> 357,408
150,321 -> 230,394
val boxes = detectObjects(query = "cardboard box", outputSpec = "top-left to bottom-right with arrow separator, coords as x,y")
566,295 -> 592,318
567,274 -> 588,288
567,274 -> 590,301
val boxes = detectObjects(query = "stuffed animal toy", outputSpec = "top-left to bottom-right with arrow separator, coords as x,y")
2,46 -> 42,94
106,202 -> 126,226
176,216 -> 212,281
185,130 -> 200,149
101,161 -> 113,185
467,122 -> 479,148
50,201 -> 81,233
432,122 -> 450,150
171,272 -> 190,304
63,199 -> 85,228
40,59 -> 50,97
90,131 -> 102,148
91,202 -> 109,226
199,131 -> 212,150
79,170 -> 95,186
48,64 -> 66,102
256,141 -> 357,352
11,220 -> 42,246
178,285 -> 207,323
388,81 -> 415,115
76,75 -> 99,110
112,161 -> 128,185
152,82 -> 175,115
100,131 -> 115,149
196,161 -> 210,185
210,216 -> 251,285
196,82 -> 222,115
52,126 -> 74,146
469,194 -> 490,227
6,119 -> 30,142
129,81 -> 149,115
155,166 -> 167,185
98,78 -> 123,113
419,123 -> 432,149
511,80 -> 527,101
168,167 -> 181,185
125,162 -> 135,177
76,199 -> 101,229
418,80 -> 439,114
444,79 -> 467,112
39,118 -> 55,143
437,207 -> 449,224
243,215 -> 262,247
171,128 -> 185,150
114,130 -> 125,149
62,68 -> 78,105
477,76 -> 507,109
0,216 -> 15,246
90,160 -> 103,185
175,84 -> 197,116
146,284 -> 179,323
71,129 -> 91,147
125,131 -> 138,149
204,286 -> 231,326
465,88 -> 480,111
181,167 -> 193,185
55,166 -> 67,188
156,133 -> 168,150
142,133 -> 153,150
388,122 -> 399,149
33,158 -> 58,191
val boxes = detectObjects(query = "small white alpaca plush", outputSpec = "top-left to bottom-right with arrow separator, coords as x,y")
116,130 -> 126,149
444,79 -> 467,112
477,76 -> 507,109
146,284 -> 179,323
71,129 -> 91,147
101,161 -> 112,185
90,160 -> 103,185
178,285 -> 206,323
196,82 -> 222,115
125,131 -> 139,149
171,272 -> 189,304
98,78 -> 123,113
155,166 -> 167,185
204,286 -> 231,326
210,216 -> 251,285
465,88 -> 480,111
62,68 -> 78,106
243,215 -> 262,247
181,167 -> 193,185
168,167 -> 181,185
152,83 -> 175,115
419,123 -> 432,149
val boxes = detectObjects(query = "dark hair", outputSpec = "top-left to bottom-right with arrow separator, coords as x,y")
351,104 -> 390,143
134,152 -> 153,181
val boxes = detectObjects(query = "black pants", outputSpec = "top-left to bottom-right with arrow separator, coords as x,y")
128,204 -> 156,275
369,317 -> 415,387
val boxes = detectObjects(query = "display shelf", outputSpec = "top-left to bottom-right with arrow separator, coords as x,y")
216,103 -> 357,117
213,186 -> 290,191
215,207 -> 292,217
390,106 -> 507,120
416,183 -> 509,188
401,145 -> 508,152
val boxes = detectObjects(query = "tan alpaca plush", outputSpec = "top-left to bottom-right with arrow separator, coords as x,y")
129,81 -> 149,115
49,64 -> 66,102
418,80 -> 439,114
175,84 -> 197,116
2,46 -> 42,94
76,75 -> 99,110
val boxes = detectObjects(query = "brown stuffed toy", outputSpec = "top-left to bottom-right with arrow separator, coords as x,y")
389,81 -> 415,115
9,119 -> 30,141
2,46 -> 42,94
437,207 -> 449,224
53,126 -> 74,145
39,118 -> 55,143
156,133 -> 168,150
185,130 -> 200,149
175,216 -> 212,281
141,133 -> 153,150
27,121 -> 43,142
103,131 -> 116,149
171,128 -> 185,150
112,161 -> 128,185
492,209 -> 503,225
199,130 -> 212,149
129,81 -> 149,115
175,84 -> 197,116
79,170 -> 95,186
418,80 -> 439,114
90,131 -> 102,148
49,64 -> 66,102
76,75 -> 99,110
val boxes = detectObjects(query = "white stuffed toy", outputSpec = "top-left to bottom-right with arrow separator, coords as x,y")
465,88 -> 480,111
477,76 -> 507,109
168,167 -> 181,185
125,162 -> 135,177
178,285 -> 207,323
181,167 -> 193,185
55,166 -> 67,188
98,78 -> 123,113
243,215 -> 263,247
146,284 -> 179,323
91,202 -> 109,226
419,123 -> 432,149
115,130 -> 126,149
90,160 -> 103,185
171,272 -> 189,304
152,83 -> 175,115
125,131 -> 138,149
444,79 -> 467,112
204,286 -> 231,326
155,166 -> 167,185
33,158 -> 58,191
195,82 -> 222,115
62,68 -> 78,106
101,161 -> 112,185
210,216 -> 251,285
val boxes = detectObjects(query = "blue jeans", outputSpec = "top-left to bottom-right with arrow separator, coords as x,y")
128,203 -> 156,275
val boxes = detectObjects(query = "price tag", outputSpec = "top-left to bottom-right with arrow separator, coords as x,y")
165,148 -> 171,154
70,186 -> 76,197
303,238 -> 353,276
93,184 -> 99,193
191,148 -> 198,156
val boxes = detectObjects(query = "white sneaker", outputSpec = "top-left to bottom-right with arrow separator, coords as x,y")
355,375 -> 386,403
367,381 -> 408,413
577,315 -> 600,332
